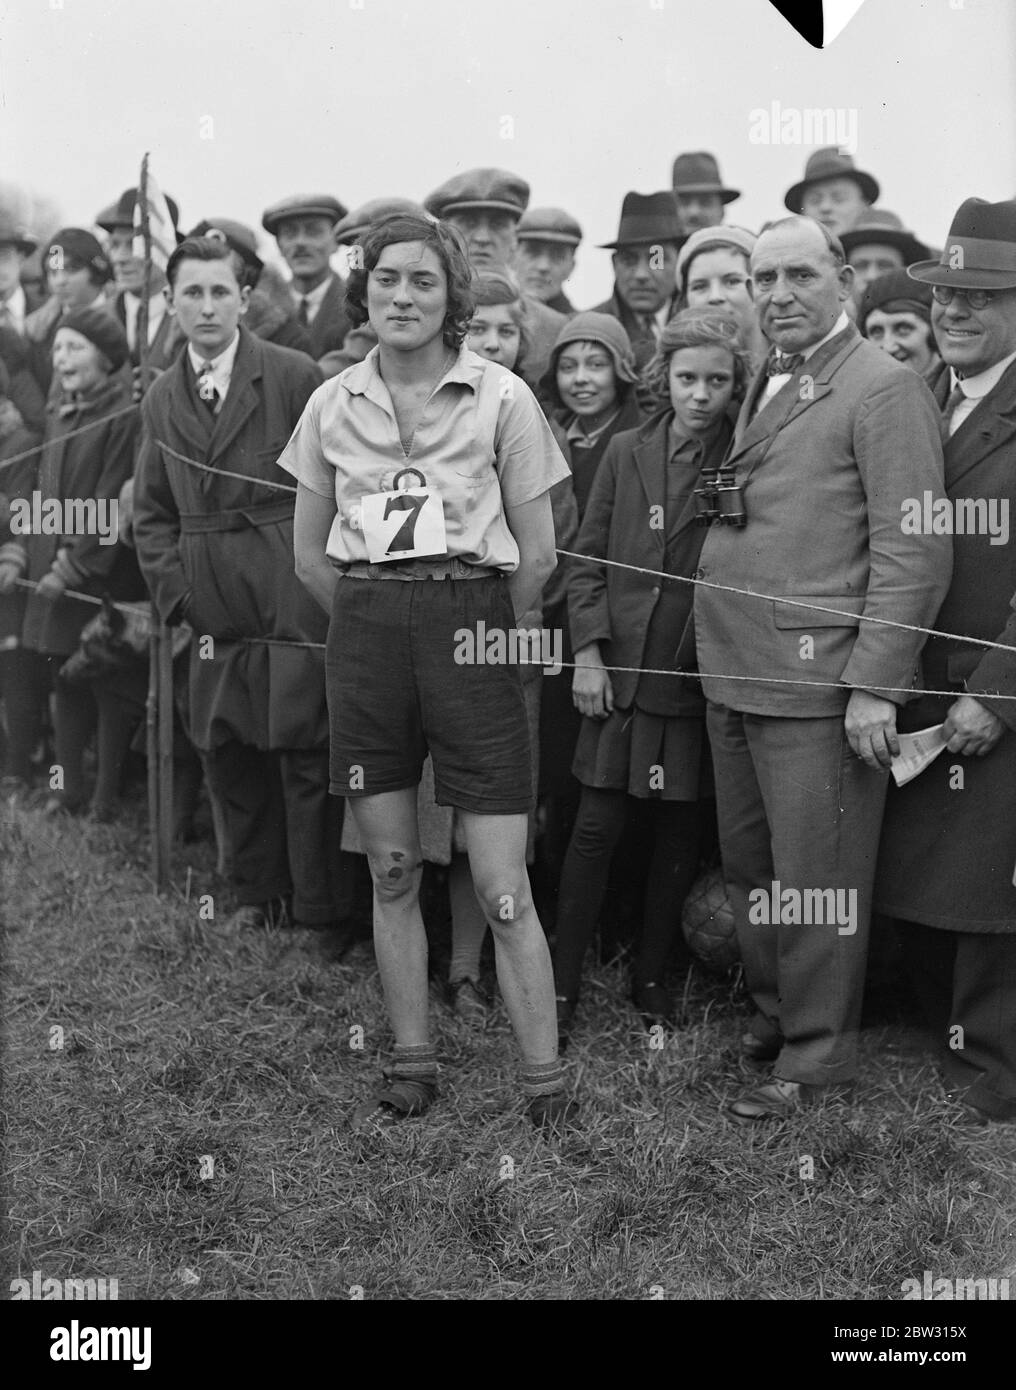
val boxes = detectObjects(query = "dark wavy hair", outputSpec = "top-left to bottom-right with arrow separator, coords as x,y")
166,236 -> 237,289
344,215 -> 475,348
641,306 -> 753,407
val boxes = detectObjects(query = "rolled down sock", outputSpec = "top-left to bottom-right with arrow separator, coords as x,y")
520,1059 -> 566,1098
391,1044 -> 438,1086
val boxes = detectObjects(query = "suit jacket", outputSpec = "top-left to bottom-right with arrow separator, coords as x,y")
304,273 -> 353,361
694,323 -> 953,717
589,288 -> 680,375
875,357 -> 1016,931
132,327 -> 326,751
111,290 -> 185,373
568,409 -> 731,713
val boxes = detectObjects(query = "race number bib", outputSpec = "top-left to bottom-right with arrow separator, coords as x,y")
358,467 -> 448,563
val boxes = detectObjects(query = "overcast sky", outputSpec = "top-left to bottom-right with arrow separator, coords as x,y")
1,0 -> 1013,306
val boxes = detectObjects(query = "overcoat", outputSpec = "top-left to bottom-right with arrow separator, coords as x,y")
132,327 -> 326,751
20,375 -> 141,656
568,408 -> 732,714
875,358 -> 1016,932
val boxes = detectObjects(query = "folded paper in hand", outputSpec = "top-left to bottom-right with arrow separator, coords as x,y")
890,724 -> 947,787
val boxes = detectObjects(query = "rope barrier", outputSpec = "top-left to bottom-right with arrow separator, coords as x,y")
0,405 -> 140,473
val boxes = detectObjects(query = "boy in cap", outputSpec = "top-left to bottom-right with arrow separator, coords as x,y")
261,194 -> 351,361
189,217 -> 311,356
515,208 -> 582,315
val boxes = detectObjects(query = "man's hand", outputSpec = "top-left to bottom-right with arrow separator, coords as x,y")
845,689 -> 900,769
943,694 -> 1005,757
573,644 -> 614,720
35,571 -> 67,602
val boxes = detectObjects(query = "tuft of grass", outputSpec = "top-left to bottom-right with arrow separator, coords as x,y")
3,789 -> 1015,1300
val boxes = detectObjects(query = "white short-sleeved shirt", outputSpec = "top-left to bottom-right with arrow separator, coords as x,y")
277,343 -> 570,572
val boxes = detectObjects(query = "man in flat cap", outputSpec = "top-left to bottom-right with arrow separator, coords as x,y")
695,214 -> 951,1122
96,187 -> 182,372
0,212 -> 42,338
840,209 -> 932,311
515,208 -> 582,316
875,198 -> 1016,1126
590,191 -> 682,375
784,147 -> 880,239
261,194 -> 351,363
424,168 -> 565,392
671,151 -> 740,244
189,217 -> 311,357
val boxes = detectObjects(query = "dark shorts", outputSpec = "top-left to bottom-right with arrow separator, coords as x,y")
326,575 -> 533,815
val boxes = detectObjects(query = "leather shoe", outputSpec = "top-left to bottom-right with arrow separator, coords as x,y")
728,1076 -> 850,1123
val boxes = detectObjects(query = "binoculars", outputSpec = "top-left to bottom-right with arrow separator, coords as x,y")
694,466 -> 747,528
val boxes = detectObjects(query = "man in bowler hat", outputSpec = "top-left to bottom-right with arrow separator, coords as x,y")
875,198 -> 1016,1125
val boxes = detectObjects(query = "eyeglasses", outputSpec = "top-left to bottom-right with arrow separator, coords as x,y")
931,285 -> 996,311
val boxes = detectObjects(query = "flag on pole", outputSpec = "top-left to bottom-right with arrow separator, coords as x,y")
132,154 -> 176,272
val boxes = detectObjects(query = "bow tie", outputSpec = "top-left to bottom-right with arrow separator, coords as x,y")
766,349 -> 805,378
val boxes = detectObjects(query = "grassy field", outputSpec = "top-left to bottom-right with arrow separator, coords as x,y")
3,786 -> 1016,1302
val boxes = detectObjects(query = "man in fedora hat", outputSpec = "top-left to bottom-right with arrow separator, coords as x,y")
96,187 -> 183,371
424,168 -> 565,392
875,197 -> 1016,1126
515,207 -> 582,316
671,151 -> 740,242
694,214 -> 951,1122
784,147 -> 880,238
589,191 -> 683,374
261,194 -> 351,363
840,209 -> 932,308
0,212 -> 41,338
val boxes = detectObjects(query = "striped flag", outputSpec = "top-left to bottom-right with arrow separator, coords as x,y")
132,154 -> 176,272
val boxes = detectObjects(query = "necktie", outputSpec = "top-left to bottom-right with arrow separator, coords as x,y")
766,348 -> 805,377
298,297 -> 311,328
196,362 -> 219,416
944,381 -> 967,436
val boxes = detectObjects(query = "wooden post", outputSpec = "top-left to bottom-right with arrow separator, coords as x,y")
136,153 -> 173,889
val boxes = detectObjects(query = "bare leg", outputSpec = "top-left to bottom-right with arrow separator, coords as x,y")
457,809 -> 557,1066
346,788 -> 429,1046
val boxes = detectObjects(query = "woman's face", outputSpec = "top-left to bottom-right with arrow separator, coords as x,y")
467,302 -> 521,369
555,340 -> 620,420
367,241 -> 448,352
52,328 -> 108,395
864,308 -> 937,375
684,248 -> 754,333
49,263 -> 100,314
668,345 -> 736,435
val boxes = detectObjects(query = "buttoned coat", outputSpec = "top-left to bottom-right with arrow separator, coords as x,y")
875,357 -> 1016,931
132,327 -> 326,751
568,409 -> 732,714
693,324 -> 953,718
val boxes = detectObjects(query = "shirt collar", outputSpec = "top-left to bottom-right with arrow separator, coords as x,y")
566,407 -> 621,448
800,310 -> 851,362
668,415 -> 723,461
951,349 -> 1016,400
342,340 -> 485,401
187,329 -> 241,376
292,275 -> 333,312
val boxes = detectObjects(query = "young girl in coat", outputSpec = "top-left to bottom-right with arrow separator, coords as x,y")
553,307 -> 751,1041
